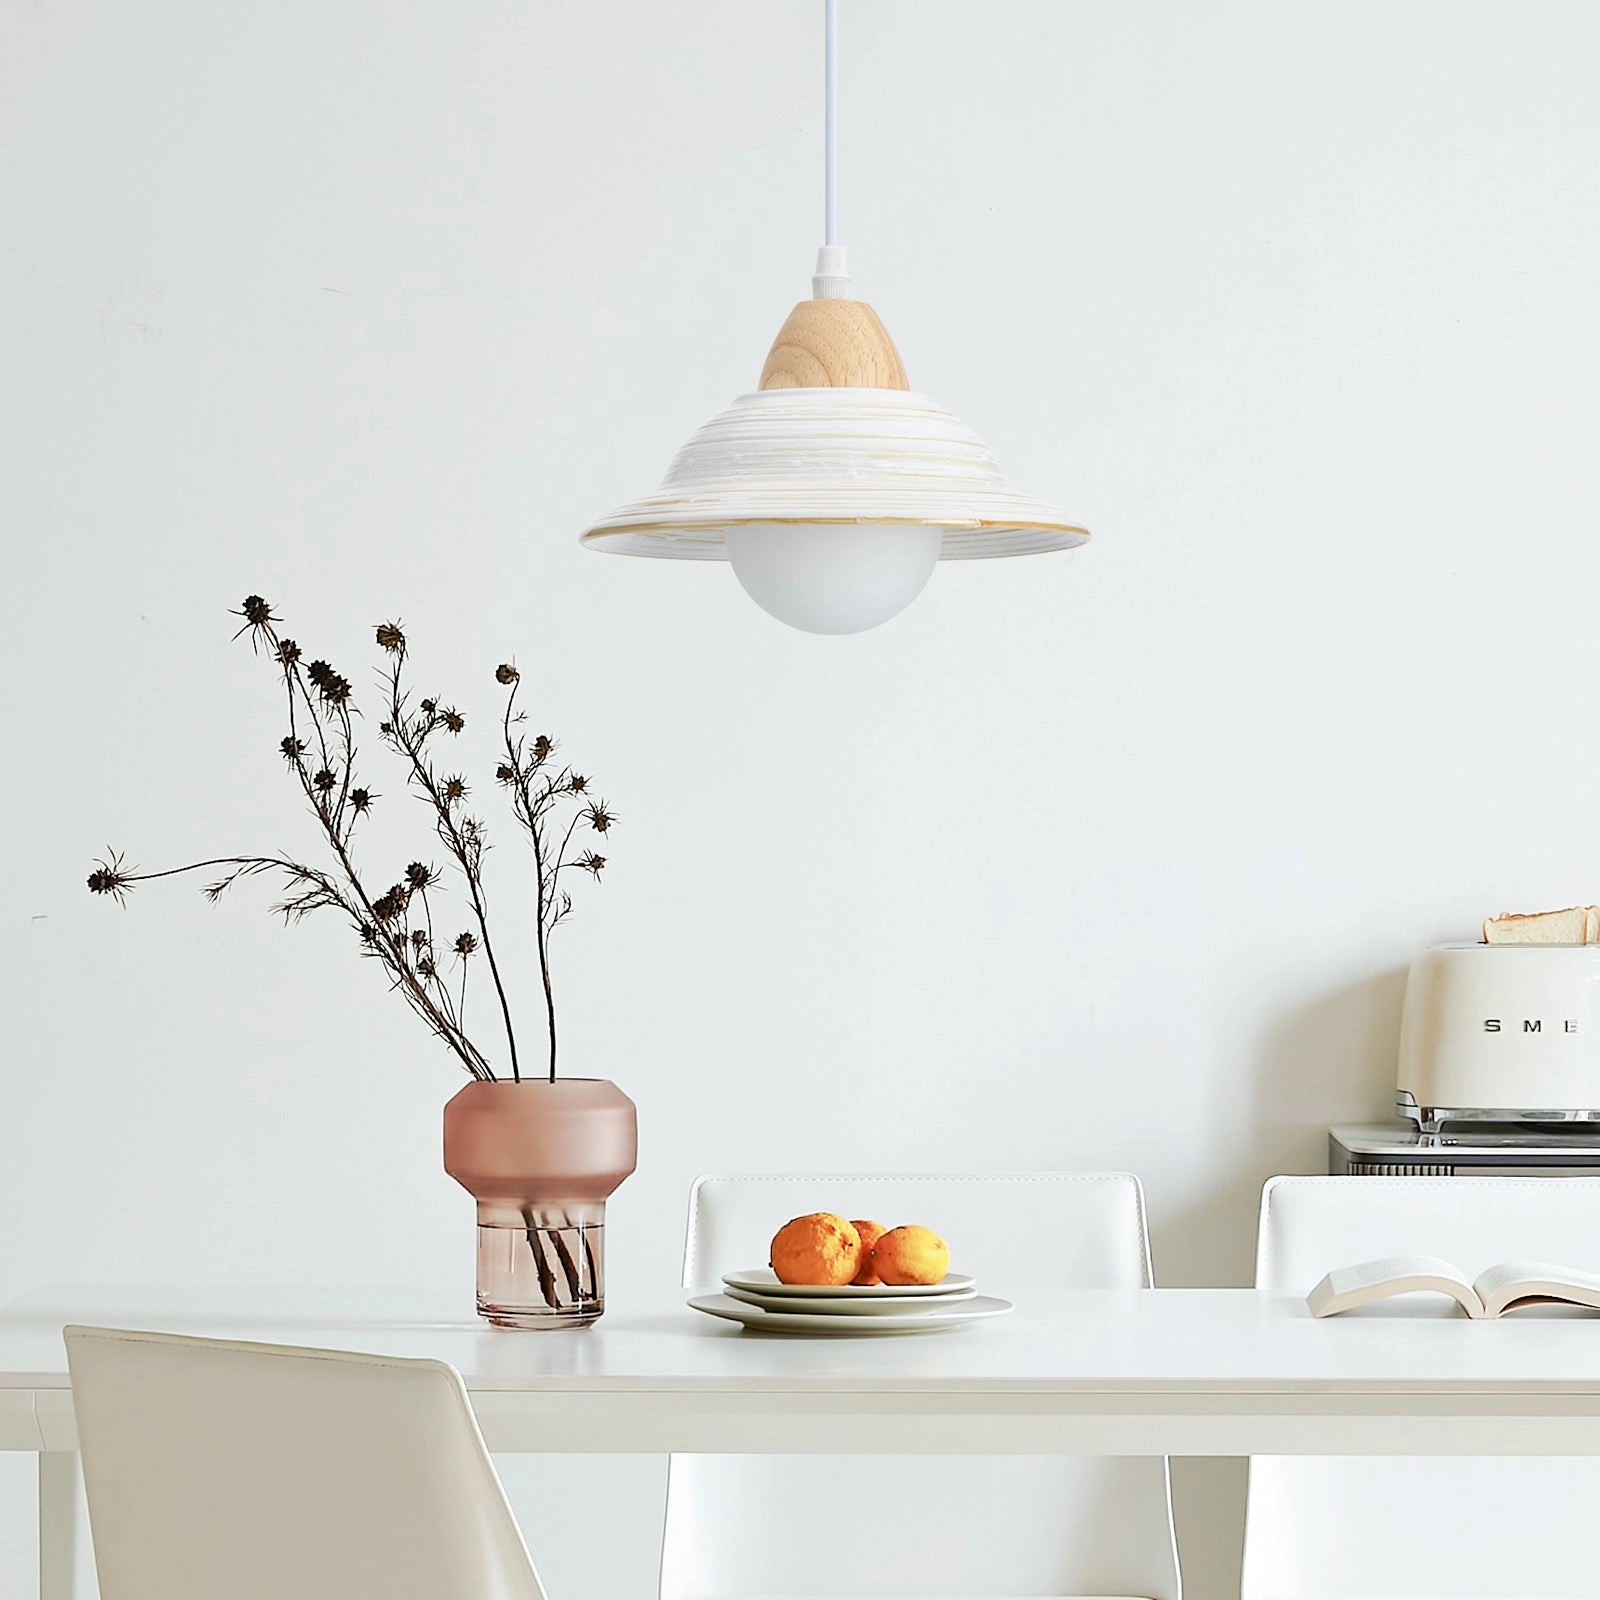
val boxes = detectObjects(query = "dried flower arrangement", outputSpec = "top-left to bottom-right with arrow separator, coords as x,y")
87,596 -> 616,1084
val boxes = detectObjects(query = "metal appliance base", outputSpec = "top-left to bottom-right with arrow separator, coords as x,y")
1334,1119 -> 1600,1177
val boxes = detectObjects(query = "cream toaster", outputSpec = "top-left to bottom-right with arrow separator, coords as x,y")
1397,941 -> 1600,1131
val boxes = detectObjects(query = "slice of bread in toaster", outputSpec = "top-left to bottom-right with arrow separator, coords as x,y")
1483,906 -> 1593,944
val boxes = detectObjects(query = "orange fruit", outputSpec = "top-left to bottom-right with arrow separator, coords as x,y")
770,1212 -> 862,1286
873,1224 -> 950,1286
850,1219 -> 888,1285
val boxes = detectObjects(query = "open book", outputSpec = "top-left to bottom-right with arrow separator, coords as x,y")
1307,1256 -> 1600,1319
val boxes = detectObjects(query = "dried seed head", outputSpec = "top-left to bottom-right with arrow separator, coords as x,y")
574,851 -> 607,879
452,931 -> 479,957
312,767 -> 336,794
567,773 -> 589,794
442,775 -> 468,805
306,661 -> 352,705
584,801 -> 615,834
349,787 -> 373,813
279,736 -> 306,763
371,886 -> 408,922
439,707 -> 465,735
419,698 -> 436,715
417,956 -> 437,980
532,735 -> 553,764
86,855 -> 134,903
276,638 -> 301,666
231,596 -> 280,651
495,663 -> 519,685
495,762 -> 516,785
374,620 -> 406,655
359,923 -> 379,946
410,928 -> 429,951
405,861 -> 435,891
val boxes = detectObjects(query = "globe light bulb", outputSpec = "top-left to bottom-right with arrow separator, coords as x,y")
724,522 -> 942,635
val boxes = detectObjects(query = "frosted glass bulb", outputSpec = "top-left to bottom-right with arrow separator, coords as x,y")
725,522 -> 942,635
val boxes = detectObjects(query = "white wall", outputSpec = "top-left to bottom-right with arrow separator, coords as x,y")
6,1 -> 1600,1594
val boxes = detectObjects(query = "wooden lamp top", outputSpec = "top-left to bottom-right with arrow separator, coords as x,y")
758,299 -> 909,391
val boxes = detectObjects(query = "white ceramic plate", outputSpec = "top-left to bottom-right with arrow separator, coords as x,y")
722,1268 -> 975,1299
722,1282 -> 980,1315
689,1292 -> 1013,1336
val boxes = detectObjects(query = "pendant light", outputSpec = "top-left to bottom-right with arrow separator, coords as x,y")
578,0 -> 1089,635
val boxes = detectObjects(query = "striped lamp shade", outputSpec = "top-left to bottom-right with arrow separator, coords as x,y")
578,388 -> 1089,562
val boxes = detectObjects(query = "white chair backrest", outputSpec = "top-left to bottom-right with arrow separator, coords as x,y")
65,1326 -> 546,1600
1245,1176 -> 1600,1600
666,1173 -> 1180,1600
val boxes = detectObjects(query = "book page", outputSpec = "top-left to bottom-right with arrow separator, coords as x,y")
1475,1260 -> 1600,1317
1307,1255 -> 1482,1318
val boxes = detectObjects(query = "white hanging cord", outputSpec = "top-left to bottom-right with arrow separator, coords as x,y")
824,0 -> 840,246
812,0 -> 850,298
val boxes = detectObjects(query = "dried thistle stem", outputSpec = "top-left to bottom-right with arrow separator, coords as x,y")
382,659 -> 522,1082
501,682 -> 562,1082
264,625 -> 493,1080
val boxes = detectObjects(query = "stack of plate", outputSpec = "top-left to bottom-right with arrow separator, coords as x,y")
688,1268 -> 1013,1335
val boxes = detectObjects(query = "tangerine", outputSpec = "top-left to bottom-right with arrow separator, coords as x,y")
850,1219 -> 888,1285
873,1224 -> 950,1286
769,1212 -> 862,1286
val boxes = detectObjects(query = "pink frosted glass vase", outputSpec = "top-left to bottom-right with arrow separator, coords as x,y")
443,1078 -> 638,1330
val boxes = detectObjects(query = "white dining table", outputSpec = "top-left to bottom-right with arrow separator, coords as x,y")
6,1283 -> 1600,1597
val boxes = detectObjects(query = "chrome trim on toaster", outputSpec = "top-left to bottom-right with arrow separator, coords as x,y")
1396,1089 -> 1600,1135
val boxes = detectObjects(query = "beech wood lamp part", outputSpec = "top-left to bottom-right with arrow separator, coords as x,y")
578,0 -> 1089,635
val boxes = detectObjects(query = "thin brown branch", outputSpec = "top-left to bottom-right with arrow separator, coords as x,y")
384,661 -> 521,1081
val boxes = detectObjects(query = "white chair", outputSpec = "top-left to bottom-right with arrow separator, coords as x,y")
1243,1176 -> 1600,1600
666,1173 -> 1181,1600
64,1325 -> 546,1600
